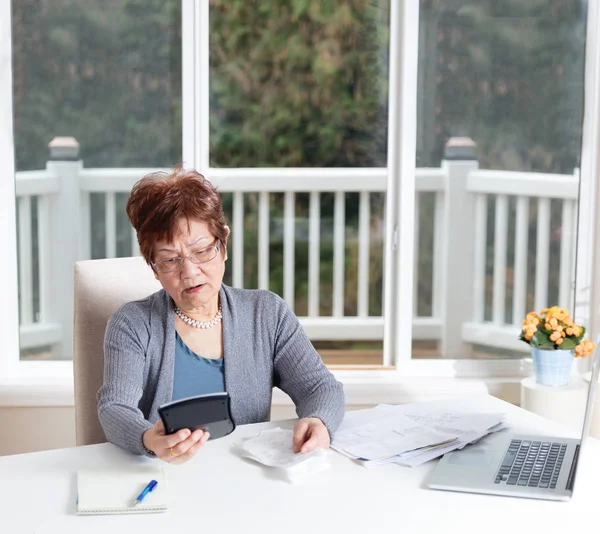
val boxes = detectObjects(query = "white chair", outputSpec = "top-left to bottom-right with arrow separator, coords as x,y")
73,257 -> 161,445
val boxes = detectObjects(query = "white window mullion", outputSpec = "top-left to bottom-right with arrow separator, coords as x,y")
384,0 -> 419,368
197,0 -> 209,172
181,0 -> 196,169
576,1 -> 600,342
182,0 -> 209,172
565,6 -> 600,395
412,192 -> 420,317
0,0 -> 19,375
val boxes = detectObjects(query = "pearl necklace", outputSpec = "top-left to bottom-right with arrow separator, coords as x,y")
174,305 -> 222,329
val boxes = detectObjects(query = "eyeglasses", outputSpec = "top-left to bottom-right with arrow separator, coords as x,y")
152,241 -> 221,273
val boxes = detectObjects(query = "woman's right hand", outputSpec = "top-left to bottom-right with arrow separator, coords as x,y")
143,418 -> 210,464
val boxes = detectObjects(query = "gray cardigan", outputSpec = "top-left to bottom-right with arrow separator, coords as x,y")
97,285 -> 345,456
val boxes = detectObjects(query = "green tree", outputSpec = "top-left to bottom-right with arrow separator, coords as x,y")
209,0 -> 390,168
419,0 -> 585,173
12,0 -> 182,171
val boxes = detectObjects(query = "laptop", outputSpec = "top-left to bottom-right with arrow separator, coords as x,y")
428,342 -> 600,501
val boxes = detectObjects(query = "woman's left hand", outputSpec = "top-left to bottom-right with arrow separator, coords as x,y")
292,417 -> 330,454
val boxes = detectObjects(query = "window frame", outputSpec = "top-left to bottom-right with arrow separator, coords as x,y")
0,0 -> 19,379
184,1 -> 600,379
1,1 -> 600,390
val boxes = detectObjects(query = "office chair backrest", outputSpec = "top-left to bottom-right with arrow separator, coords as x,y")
73,256 -> 161,446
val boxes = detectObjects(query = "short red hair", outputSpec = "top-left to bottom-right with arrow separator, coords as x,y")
126,166 -> 228,265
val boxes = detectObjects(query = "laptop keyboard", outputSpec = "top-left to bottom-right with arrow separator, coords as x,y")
494,439 -> 567,489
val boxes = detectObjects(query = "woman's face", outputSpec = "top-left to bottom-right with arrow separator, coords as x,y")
152,218 -> 227,313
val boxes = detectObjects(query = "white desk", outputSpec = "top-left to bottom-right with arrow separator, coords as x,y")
2,395 -> 599,534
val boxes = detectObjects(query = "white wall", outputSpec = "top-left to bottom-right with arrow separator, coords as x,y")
0,406 -> 76,456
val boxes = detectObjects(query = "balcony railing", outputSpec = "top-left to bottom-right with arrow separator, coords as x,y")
15,140 -> 579,361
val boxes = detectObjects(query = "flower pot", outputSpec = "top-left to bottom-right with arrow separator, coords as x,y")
531,347 -> 575,387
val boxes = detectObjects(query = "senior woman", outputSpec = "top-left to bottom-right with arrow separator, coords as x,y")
97,166 -> 345,464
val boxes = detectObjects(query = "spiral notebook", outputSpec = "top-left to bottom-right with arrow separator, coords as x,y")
76,466 -> 169,515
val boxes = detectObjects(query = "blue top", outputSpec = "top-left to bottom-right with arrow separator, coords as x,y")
171,332 -> 225,401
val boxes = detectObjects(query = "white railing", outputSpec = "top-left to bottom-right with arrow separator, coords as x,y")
462,169 -> 579,353
14,154 -> 579,361
16,169 -> 62,352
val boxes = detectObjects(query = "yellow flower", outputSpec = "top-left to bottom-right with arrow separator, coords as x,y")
520,307 -> 591,354
575,339 -> 596,358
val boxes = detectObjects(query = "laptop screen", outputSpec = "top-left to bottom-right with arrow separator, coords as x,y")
579,339 -> 600,445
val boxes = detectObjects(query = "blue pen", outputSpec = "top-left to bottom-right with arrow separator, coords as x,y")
132,479 -> 158,507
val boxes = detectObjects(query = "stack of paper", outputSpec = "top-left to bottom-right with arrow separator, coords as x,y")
331,400 -> 505,468
238,428 -> 331,483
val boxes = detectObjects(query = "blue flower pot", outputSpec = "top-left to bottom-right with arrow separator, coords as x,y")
531,347 -> 575,387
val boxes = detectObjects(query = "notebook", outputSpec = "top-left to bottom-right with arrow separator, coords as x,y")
76,466 -> 169,515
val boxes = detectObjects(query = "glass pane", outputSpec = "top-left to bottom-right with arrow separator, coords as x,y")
210,1 -> 391,366
12,0 -> 182,360
209,0 -> 389,168
414,0 -> 587,359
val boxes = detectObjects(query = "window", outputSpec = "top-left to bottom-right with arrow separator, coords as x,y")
0,1 -> 19,377
412,0 -> 589,362
193,0 -> 392,366
11,0 -> 182,362
3,0 -> 600,382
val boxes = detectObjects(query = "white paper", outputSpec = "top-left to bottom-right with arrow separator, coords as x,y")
331,410 -> 460,461
378,404 -> 506,468
331,399 -> 505,467
238,428 -> 331,482
76,467 -> 169,515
